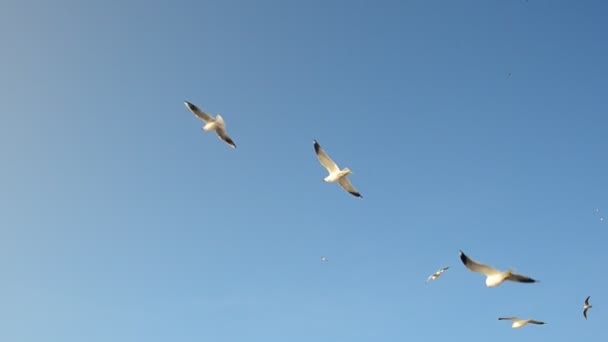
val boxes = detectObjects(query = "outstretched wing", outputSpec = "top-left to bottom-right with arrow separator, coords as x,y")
459,251 -> 500,276
498,317 -> 516,321
338,176 -> 362,198
313,140 -> 340,173
184,101 -> 214,123
506,272 -> 538,283
583,308 -> 589,319
585,296 -> 591,306
528,320 -> 545,325
216,129 -> 236,148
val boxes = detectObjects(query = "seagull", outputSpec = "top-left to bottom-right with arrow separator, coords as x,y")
498,317 -> 546,329
321,256 -> 329,262
313,140 -> 362,198
184,101 -> 236,148
426,266 -> 449,283
459,250 -> 539,287
583,296 -> 592,319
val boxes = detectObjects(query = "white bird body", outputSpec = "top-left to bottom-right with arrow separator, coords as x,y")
498,317 -> 546,329
485,272 -> 512,287
459,250 -> 538,287
324,168 -> 352,182
184,101 -> 236,148
313,140 -> 361,198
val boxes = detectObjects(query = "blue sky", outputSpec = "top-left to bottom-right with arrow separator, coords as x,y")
1,0 -> 607,341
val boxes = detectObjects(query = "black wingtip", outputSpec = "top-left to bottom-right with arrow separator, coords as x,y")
226,139 -> 236,148
184,100 -> 198,111
313,140 -> 321,153
350,191 -> 363,198
459,250 -> 468,265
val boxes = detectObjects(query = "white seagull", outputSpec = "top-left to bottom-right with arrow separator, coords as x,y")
583,296 -> 592,319
498,317 -> 546,329
459,250 -> 539,287
426,266 -> 449,283
321,256 -> 329,262
184,101 -> 236,148
313,140 -> 362,198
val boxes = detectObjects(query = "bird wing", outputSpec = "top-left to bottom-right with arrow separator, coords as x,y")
585,296 -> 591,306
440,266 -> 450,272
313,140 -> 340,173
583,308 -> 588,319
338,176 -> 362,198
459,251 -> 500,276
506,272 -> 538,283
498,317 -> 517,321
184,101 -> 214,123
216,128 -> 236,148
529,320 -> 545,325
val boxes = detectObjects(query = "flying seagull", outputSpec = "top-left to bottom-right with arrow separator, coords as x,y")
321,256 -> 329,262
583,296 -> 592,319
426,266 -> 449,283
184,101 -> 236,148
313,140 -> 362,198
498,317 -> 546,329
459,250 -> 539,287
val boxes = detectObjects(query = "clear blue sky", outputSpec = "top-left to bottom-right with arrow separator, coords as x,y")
1,0 -> 607,341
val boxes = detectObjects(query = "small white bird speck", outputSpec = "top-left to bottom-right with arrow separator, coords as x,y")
321,256 -> 328,262
426,266 -> 450,284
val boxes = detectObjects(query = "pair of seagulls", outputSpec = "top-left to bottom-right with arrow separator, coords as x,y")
459,250 -> 546,329
425,250 -> 538,287
501,297 -> 593,324
184,101 -> 362,198
428,251 -> 542,329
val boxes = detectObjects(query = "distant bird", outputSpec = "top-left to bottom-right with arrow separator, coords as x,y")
498,317 -> 546,329
313,140 -> 362,198
184,101 -> 236,148
583,296 -> 592,319
321,256 -> 329,262
459,250 -> 539,287
426,266 -> 450,283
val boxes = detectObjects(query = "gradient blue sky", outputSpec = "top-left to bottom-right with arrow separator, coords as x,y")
1,0 -> 607,341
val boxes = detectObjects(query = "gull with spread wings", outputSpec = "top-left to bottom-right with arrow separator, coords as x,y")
313,140 -> 362,198
426,266 -> 449,284
583,296 -> 592,319
459,250 -> 539,287
498,317 -> 546,329
184,101 -> 236,148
